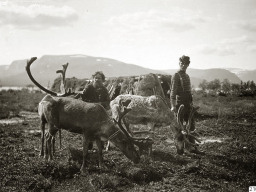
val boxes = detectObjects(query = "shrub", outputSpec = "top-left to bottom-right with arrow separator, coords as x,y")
0,89 -> 45,119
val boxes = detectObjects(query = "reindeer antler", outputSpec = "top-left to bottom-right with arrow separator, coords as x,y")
26,57 -> 74,97
177,104 -> 185,129
113,99 -> 132,139
56,63 -> 69,94
56,63 -> 69,84
185,105 -> 199,132
26,57 -> 57,96
176,104 -> 201,146
186,105 -> 201,144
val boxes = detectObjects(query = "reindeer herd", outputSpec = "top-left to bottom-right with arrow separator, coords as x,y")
26,57 -> 201,173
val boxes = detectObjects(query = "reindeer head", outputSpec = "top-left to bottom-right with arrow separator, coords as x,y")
111,99 -> 140,163
172,104 -> 201,155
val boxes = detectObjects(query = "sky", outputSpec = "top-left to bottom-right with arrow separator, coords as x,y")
0,0 -> 255,70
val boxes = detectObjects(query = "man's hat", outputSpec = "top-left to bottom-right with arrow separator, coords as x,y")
179,55 -> 190,65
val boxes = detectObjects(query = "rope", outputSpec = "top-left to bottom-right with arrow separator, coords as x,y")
108,130 -> 121,141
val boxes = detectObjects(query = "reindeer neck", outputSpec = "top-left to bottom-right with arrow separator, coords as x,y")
99,119 -> 119,139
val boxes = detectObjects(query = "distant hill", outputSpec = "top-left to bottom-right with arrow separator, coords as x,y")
0,65 -> 8,79
164,68 -> 241,87
0,54 -> 255,88
0,55 -> 164,87
225,68 -> 256,82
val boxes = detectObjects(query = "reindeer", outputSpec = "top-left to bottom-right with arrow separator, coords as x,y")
26,57 -> 140,173
26,58 -> 73,155
110,94 -> 201,155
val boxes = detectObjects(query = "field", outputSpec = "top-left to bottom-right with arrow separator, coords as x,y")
0,89 -> 256,192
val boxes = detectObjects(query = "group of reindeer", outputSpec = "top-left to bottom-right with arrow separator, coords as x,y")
26,57 -> 200,173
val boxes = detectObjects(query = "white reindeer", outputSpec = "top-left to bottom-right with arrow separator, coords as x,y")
110,94 -> 201,155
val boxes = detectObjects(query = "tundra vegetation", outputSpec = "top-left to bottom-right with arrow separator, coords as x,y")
198,78 -> 256,97
0,82 -> 256,191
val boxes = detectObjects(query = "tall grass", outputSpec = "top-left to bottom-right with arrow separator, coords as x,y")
193,92 -> 256,120
0,89 -> 45,119
1,89 -> 255,121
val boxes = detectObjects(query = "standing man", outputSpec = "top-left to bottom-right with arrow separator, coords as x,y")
75,71 -> 110,109
170,55 -> 202,154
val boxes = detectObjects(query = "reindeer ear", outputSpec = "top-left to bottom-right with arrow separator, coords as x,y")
120,103 -> 132,113
121,99 -> 132,107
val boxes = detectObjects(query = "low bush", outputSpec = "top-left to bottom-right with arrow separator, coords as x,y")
0,89 -> 45,119
193,92 -> 256,119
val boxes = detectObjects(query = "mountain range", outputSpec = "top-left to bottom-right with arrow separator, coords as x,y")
0,54 -> 255,88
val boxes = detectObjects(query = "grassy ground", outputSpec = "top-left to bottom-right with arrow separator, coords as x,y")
0,91 -> 256,191
0,89 -> 45,119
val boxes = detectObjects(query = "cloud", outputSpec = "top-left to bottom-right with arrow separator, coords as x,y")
233,20 -> 256,32
247,45 -> 256,52
200,45 -> 236,56
220,36 -> 254,45
0,2 -> 78,30
198,36 -> 255,56
105,9 -> 205,34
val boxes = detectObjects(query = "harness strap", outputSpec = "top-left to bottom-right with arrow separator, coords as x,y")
177,72 -> 184,92
108,130 -> 121,141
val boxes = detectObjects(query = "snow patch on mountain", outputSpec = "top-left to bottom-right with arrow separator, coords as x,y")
225,68 -> 249,76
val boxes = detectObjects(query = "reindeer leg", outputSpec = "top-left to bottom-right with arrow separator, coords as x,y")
40,121 -> 46,157
148,122 -> 155,156
187,118 -> 204,154
48,135 -> 55,161
182,105 -> 192,151
48,124 -> 58,160
96,139 -> 105,169
188,116 -> 196,144
185,106 -> 204,154
52,136 -> 56,156
80,133 -> 90,173
50,128 -> 58,157
148,122 -> 155,138
44,132 -> 50,160
105,141 -> 111,151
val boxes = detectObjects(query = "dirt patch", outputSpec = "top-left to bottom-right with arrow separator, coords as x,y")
0,111 -> 256,192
